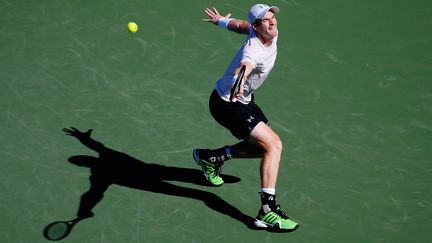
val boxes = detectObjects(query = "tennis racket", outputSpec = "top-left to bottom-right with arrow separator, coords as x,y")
43,217 -> 82,241
230,65 -> 246,102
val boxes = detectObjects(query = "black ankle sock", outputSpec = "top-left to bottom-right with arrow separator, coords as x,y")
200,146 -> 230,164
260,192 -> 277,213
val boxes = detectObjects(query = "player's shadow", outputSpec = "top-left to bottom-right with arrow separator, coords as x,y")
44,127 -> 255,240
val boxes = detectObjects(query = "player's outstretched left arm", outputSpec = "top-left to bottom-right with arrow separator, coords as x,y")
203,7 -> 250,35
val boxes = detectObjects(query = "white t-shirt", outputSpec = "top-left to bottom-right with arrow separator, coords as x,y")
215,28 -> 278,104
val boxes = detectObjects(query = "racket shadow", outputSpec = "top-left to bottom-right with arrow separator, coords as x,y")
43,217 -> 85,241
48,127 -> 255,240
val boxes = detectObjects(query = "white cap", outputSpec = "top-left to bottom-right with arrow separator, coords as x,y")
248,4 -> 279,23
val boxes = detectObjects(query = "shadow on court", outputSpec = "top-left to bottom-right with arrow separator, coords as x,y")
43,127 -> 254,240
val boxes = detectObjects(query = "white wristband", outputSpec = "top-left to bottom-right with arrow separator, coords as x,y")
217,17 -> 233,29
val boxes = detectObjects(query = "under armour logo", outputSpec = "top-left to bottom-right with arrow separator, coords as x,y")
247,116 -> 255,123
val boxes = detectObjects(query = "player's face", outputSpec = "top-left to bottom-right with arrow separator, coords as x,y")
256,11 -> 278,40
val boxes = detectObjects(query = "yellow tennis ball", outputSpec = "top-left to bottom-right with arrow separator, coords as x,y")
127,22 -> 138,33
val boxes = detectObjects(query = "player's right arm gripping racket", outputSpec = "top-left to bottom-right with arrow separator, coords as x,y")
43,218 -> 82,241
230,65 -> 246,102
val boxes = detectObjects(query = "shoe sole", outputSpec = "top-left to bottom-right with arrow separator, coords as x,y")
253,219 -> 299,231
253,219 -> 268,228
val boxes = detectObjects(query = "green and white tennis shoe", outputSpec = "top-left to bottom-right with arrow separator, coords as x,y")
254,210 -> 299,231
193,149 -> 224,186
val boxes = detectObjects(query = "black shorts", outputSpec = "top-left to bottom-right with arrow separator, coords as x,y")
209,90 -> 269,140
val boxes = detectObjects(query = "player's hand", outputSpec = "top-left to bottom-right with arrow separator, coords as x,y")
203,7 -> 231,25
62,127 -> 93,139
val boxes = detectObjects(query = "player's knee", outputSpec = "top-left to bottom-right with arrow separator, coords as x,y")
272,135 -> 283,154
250,123 -> 283,154
264,134 -> 282,154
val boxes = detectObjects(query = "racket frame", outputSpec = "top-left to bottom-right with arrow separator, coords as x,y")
230,65 -> 246,101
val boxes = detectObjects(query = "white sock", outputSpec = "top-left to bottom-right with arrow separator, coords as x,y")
261,188 -> 276,195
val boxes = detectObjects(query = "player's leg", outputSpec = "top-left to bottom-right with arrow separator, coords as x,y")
193,90 -> 251,186
192,140 -> 264,186
248,122 -> 298,230
230,140 -> 264,158
248,122 -> 282,188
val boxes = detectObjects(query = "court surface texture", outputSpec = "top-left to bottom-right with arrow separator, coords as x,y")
1,0 -> 431,242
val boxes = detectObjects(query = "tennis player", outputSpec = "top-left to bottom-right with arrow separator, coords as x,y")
193,4 -> 299,230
